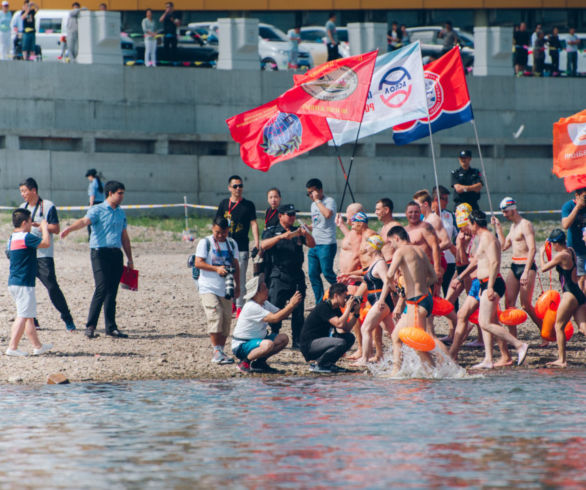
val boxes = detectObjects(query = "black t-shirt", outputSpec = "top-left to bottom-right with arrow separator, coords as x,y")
514,31 -> 530,48
216,198 -> 256,251
163,12 -> 179,35
300,300 -> 341,355
264,207 -> 280,229
451,166 -> 483,209
22,9 -> 35,31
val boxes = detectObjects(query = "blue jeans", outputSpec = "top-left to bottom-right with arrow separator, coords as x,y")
308,243 -> 337,303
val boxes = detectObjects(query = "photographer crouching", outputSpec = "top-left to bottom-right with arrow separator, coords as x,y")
299,283 -> 358,373
195,217 -> 240,365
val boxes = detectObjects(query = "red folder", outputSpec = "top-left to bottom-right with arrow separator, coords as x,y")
120,266 -> 139,291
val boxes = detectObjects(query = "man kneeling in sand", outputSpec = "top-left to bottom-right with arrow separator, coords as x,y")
379,226 -> 439,376
232,274 -> 301,373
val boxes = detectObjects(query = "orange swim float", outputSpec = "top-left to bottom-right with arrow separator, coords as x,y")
398,327 -> 436,352
535,290 -> 561,319
498,308 -> 528,326
432,297 -> 454,316
541,307 -> 573,342
468,308 -> 479,325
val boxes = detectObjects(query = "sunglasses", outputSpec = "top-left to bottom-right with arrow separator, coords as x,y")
286,212 -> 296,217
231,184 -> 243,189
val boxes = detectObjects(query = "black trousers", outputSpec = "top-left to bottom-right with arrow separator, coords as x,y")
305,333 -> 355,366
268,274 -> 305,344
37,257 -> 73,324
164,35 -> 177,60
87,248 -> 123,333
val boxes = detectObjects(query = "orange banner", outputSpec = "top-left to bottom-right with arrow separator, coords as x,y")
553,109 -> 586,178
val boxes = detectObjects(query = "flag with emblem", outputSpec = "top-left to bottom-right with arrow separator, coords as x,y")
553,110 -> 586,178
277,50 -> 378,122
326,42 -> 428,146
392,47 -> 473,145
226,98 -> 332,172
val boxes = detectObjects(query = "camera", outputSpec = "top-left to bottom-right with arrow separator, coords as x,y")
224,265 -> 236,300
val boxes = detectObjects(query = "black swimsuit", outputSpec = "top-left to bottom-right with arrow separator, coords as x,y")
556,249 -> 586,305
511,262 -> 537,280
364,259 -> 393,309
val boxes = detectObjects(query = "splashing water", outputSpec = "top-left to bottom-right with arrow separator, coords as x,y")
368,345 -> 471,379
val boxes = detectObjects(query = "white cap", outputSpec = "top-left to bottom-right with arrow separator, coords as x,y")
1,2 -> 9,7
499,196 -> 517,211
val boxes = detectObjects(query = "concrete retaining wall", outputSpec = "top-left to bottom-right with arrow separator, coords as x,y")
0,61 -> 580,215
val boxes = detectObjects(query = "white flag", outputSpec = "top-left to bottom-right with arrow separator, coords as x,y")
328,42 -> 428,146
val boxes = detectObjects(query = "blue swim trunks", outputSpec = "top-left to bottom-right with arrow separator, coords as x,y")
234,333 -> 277,360
468,278 -> 481,301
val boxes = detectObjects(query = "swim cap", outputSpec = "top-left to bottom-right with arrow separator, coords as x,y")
548,228 -> 566,244
455,203 -> 472,228
351,212 -> 368,223
367,234 -> 384,252
500,196 -> 517,211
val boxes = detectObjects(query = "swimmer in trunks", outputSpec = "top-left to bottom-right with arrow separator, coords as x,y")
469,210 -> 529,369
539,229 -> 586,368
492,197 -> 541,337
380,226 -> 450,376
375,197 -> 402,264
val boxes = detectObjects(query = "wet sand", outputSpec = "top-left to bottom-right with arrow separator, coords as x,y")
0,221 -> 584,385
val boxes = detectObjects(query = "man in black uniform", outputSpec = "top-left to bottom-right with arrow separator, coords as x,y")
260,204 -> 315,348
451,150 -> 483,211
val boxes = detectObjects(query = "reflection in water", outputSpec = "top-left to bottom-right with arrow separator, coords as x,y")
0,372 -> 584,487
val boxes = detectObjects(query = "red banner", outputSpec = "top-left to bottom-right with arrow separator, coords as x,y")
277,50 -> 378,122
226,99 -> 332,172
553,110 -> 586,178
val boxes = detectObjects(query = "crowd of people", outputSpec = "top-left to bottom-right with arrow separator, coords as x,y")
190,150 -> 586,374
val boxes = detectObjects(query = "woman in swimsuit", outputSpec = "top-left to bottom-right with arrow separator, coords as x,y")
539,228 -> 586,368
339,235 -> 394,366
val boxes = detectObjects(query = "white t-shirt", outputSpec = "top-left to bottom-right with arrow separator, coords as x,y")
231,300 -> 279,351
195,236 -> 239,297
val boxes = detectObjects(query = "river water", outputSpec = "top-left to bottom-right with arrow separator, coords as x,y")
1,370 -> 585,488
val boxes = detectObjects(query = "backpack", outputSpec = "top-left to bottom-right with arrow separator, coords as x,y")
188,237 -> 234,283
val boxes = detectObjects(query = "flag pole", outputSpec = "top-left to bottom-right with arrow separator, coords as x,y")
338,120 -> 363,212
333,143 -> 356,203
425,115 -> 442,217
471,118 -> 494,217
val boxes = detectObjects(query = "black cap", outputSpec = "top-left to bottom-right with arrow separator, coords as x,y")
278,204 -> 298,214
459,150 -> 472,159
85,168 -> 97,177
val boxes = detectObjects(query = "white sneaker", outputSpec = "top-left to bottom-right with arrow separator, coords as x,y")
33,344 -> 53,356
5,348 -> 28,357
211,349 -> 234,365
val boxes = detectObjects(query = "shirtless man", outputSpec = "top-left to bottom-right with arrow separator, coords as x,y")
379,226 -> 440,376
404,200 -> 442,291
492,197 -> 541,337
375,197 -> 402,263
468,210 -> 529,369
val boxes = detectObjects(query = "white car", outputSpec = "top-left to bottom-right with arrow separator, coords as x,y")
188,21 -> 313,71
528,32 -> 585,75
406,26 -> 474,68
298,25 -> 350,66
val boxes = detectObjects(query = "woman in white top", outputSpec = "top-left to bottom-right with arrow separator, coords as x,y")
142,9 -> 157,67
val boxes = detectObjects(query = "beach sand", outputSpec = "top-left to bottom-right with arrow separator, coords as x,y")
0,221 -> 584,385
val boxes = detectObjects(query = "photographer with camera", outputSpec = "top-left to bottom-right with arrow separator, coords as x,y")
299,283 -> 358,373
195,216 -> 240,365
561,187 -> 586,294
261,204 -> 315,349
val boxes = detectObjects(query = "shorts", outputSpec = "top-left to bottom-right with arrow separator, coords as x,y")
514,48 -> 528,66
233,333 -> 277,360
200,293 -> 233,336
468,278 -> 480,301
510,262 -> 537,281
8,285 -> 36,318
576,254 -> 586,277
479,276 -> 506,299
22,32 -> 35,52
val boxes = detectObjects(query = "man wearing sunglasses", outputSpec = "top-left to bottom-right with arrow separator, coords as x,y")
216,175 -> 259,317
261,204 -> 315,349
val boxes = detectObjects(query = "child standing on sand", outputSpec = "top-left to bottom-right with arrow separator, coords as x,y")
5,208 -> 53,356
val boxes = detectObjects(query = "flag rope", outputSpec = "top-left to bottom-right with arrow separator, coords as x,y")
471,119 -> 495,217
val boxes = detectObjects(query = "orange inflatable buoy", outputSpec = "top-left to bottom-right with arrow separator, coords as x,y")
468,308 -> 479,325
498,308 -> 528,326
359,303 -> 371,323
541,308 -> 573,342
535,290 -> 561,319
564,322 -> 574,341
399,326 -> 436,352
432,297 -> 454,316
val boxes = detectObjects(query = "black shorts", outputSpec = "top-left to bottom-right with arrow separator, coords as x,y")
510,262 -> 537,281
514,48 -> 528,66
479,276 -> 506,298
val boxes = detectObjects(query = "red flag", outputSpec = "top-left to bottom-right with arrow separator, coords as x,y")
277,50 -> 378,122
226,99 -> 332,172
553,110 -> 586,178
564,174 -> 586,193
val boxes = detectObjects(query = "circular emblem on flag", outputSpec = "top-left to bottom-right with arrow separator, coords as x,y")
379,67 -> 413,108
424,72 -> 443,118
301,66 -> 359,101
260,112 -> 303,157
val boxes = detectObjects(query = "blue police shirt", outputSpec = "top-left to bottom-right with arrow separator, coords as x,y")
88,179 -> 105,203
86,202 -> 127,249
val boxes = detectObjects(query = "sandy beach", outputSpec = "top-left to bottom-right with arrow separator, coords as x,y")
0,219 -> 584,385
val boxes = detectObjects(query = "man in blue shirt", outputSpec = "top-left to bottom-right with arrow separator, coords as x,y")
561,187 -> 586,293
61,181 -> 134,339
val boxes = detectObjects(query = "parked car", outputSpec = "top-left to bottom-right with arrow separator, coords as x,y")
406,26 -> 474,68
33,9 -> 136,63
188,21 -> 313,71
298,25 -> 350,66
528,32 -> 586,75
